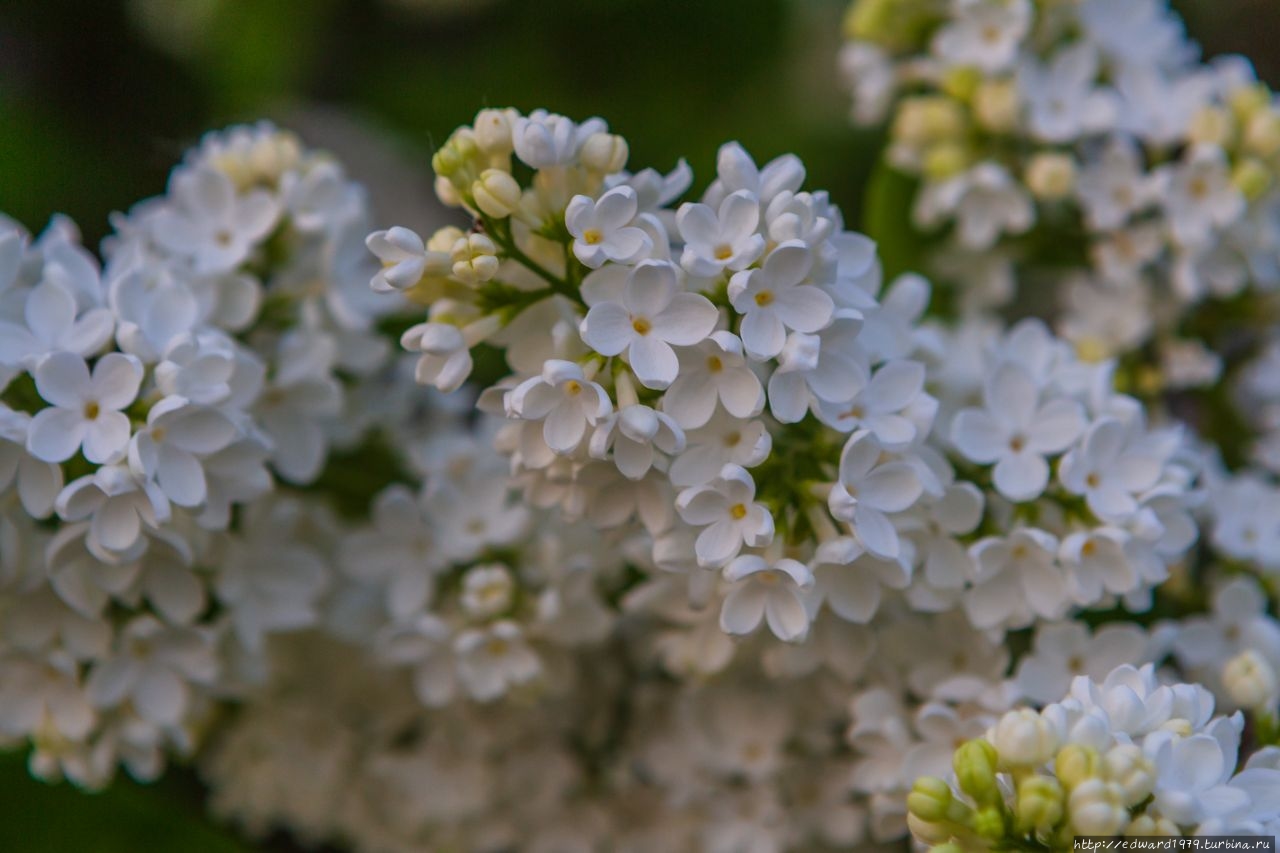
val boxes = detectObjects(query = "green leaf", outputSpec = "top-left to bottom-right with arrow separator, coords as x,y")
0,753 -> 252,852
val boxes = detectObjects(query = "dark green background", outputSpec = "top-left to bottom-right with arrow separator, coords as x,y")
0,0 -> 1276,849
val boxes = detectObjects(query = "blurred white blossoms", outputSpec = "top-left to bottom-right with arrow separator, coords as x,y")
0,122 -> 400,789
3,32 -> 1280,847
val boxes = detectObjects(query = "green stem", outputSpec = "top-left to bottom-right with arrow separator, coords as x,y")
482,215 -> 586,308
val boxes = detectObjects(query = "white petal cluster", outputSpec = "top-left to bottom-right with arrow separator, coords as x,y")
0,123 -> 397,786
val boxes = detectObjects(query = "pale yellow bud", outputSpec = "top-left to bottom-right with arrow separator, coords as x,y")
993,708 -> 1060,769
908,777 -> 954,822
974,80 -> 1018,133
954,739 -> 1000,806
1188,106 -> 1235,148
1067,779 -> 1127,836
473,108 -> 515,157
1101,744 -> 1155,806
923,143 -> 970,180
1232,158 -> 1273,201
1016,775 -> 1065,835
941,66 -> 982,102
428,226 -> 466,254
894,97 -> 965,145
450,234 -> 500,285
1245,110 -> 1280,158
906,813 -> 952,846
1055,744 -> 1100,790
1223,649 -> 1280,711
435,174 -> 462,207
1025,153 -> 1077,200
1230,84 -> 1271,123
472,169 -> 523,219
580,132 -> 629,174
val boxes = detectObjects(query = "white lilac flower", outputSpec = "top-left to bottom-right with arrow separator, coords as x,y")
669,411 -> 772,488
810,536 -> 910,624
27,351 -> 144,465
964,528 -> 1067,629
565,186 -> 651,269
728,241 -> 834,360
511,110 -> 605,169
931,0 -> 1031,73
1159,145 -> 1246,248
0,278 -> 114,367
676,189 -> 765,278
150,167 -> 280,274
400,322 -> 473,393
85,616 -> 217,727
578,260 -> 718,389
54,465 -> 170,561
506,360 -> 611,455
914,163 -> 1034,250
1017,43 -> 1118,143
1075,138 -> 1157,232
340,484 -> 442,620
814,359 -> 926,445
768,313 -> 868,425
664,331 -> 765,429
950,363 -> 1085,502
366,226 -> 449,293
675,464 -> 774,568
719,554 -> 814,642
589,404 -> 685,480
453,620 -> 540,701
704,142 -> 805,208
1014,622 -> 1149,704
828,430 -> 922,559
1059,417 -> 1164,520
0,408 -> 63,518
127,396 -> 239,508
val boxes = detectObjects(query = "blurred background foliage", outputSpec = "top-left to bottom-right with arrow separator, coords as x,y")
0,0 -> 1276,849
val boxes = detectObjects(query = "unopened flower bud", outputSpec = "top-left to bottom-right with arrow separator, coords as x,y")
1067,778 -> 1127,836
580,133 -> 629,174
1246,111 -> 1280,158
1232,158 -> 1273,201
894,97 -> 965,145
1126,814 -> 1178,837
923,143 -> 969,180
954,739 -> 1000,805
1016,775 -> 1064,835
907,813 -> 952,846
450,234 -> 500,285
1055,744 -> 1100,790
472,169 -> 523,219
1188,106 -> 1235,147
435,174 -> 462,207
972,805 -> 1007,840
1223,649 -> 1280,711
941,67 -> 981,102
1229,84 -> 1271,123
993,708 -> 1059,769
974,80 -> 1018,133
474,108 -> 515,157
1101,744 -> 1155,806
1025,153 -> 1076,201
908,776 -> 954,823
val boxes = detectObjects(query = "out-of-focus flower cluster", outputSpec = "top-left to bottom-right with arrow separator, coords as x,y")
4,65 -> 1280,853
0,122 -> 396,785
839,0 -> 1280,466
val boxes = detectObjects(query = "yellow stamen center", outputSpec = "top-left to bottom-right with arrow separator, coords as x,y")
632,317 -> 652,335
83,401 -> 101,420
582,229 -> 603,245
714,244 -> 734,260
754,291 -> 774,307
729,503 -> 748,520
565,380 -> 583,396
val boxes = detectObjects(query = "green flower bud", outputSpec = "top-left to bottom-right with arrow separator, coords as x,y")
1232,158 -> 1273,202
908,777 -> 954,822
954,739 -> 1000,805
971,805 -> 1006,840
1015,775 -> 1065,835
